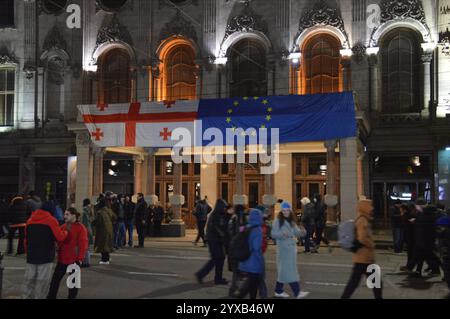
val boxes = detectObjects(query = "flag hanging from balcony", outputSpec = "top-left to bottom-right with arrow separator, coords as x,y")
78,92 -> 357,148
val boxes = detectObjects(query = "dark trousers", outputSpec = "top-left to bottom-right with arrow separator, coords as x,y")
238,273 -> 261,299
195,219 -> 206,244
304,224 -> 313,252
275,281 -> 300,296
442,256 -> 450,290
135,222 -> 146,247
314,224 -> 329,247
153,221 -> 162,237
7,226 -> 25,255
405,237 -> 416,270
414,249 -> 441,273
197,240 -> 225,282
125,220 -> 134,247
341,263 -> 383,299
47,263 -> 79,299
101,252 -> 110,262
393,228 -> 404,253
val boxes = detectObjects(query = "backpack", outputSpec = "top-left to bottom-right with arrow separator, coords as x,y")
229,227 -> 256,262
338,216 -> 365,252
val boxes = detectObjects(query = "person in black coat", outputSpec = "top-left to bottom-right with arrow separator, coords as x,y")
7,196 -> 28,255
410,205 -> 441,277
192,199 -> 211,246
390,200 -> 404,253
0,197 -> 9,238
400,204 -> 417,272
124,195 -> 135,247
313,194 -> 329,250
152,202 -> 165,237
195,199 -> 229,285
134,193 -> 148,248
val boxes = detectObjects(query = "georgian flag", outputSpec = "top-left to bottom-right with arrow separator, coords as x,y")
78,100 -> 198,148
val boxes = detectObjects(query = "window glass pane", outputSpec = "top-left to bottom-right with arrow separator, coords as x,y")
308,155 -> 327,175
0,95 -> 5,125
155,183 -> 161,199
182,163 -> 189,175
182,183 -> 188,208
0,0 -> 14,27
309,183 -> 320,201
295,183 -> 302,210
221,183 -> 228,202
6,94 -> 13,126
194,163 -> 200,175
221,163 -> 229,175
0,70 -> 5,91
7,70 -> 14,91
155,159 -> 162,176
295,157 -> 302,175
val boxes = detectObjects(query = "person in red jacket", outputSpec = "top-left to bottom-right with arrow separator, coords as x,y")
47,207 -> 88,299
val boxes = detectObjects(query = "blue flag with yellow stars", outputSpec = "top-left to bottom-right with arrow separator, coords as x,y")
196,92 -> 357,146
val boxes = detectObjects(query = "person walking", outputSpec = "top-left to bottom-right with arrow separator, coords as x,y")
192,199 -> 210,246
400,204 -> 416,272
81,199 -> 94,267
195,199 -> 229,285
134,193 -> 148,248
271,201 -> 310,299
152,201 -> 165,237
313,194 -> 329,251
22,201 -> 68,299
237,209 -> 265,299
300,197 -> 316,253
112,195 -> 126,249
93,199 -> 116,264
341,199 -> 383,299
227,204 -> 248,296
124,195 -> 135,247
7,196 -> 28,255
390,200 -> 404,254
47,208 -> 88,299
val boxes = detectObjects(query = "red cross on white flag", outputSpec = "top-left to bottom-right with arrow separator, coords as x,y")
78,100 -> 199,147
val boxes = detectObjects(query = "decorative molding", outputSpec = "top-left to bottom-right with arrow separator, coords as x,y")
76,132 -> 91,147
159,10 -> 198,44
95,15 -> 133,52
96,0 -> 133,13
296,0 -> 348,45
47,56 -> 65,85
421,52 -> 433,64
23,64 -> 36,80
0,53 -> 18,65
158,0 -> 198,9
222,1 -> 268,44
43,25 -> 67,52
380,0 -> 426,25
352,43 -> 367,63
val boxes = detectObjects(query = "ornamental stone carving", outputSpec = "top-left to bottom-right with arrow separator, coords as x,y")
159,10 -> 198,44
297,0 -> 348,42
380,0 -> 427,25
223,2 -> 267,44
352,43 -> 367,64
95,15 -> 133,52
43,25 -> 67,52
0,48 -> 18,65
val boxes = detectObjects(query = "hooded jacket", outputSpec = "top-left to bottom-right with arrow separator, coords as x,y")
353,200 -> 375,264
239,209 -> 264,275
25,209 -> 68,264
57,222 -> 88,265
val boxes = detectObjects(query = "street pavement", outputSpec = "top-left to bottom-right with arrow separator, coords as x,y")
0,231 -> 448,299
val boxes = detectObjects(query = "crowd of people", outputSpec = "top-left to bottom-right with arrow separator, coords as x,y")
1,189 -> 449,300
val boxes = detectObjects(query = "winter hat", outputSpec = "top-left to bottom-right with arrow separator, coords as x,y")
300,197 -> 311,206
280,201 -> 292,210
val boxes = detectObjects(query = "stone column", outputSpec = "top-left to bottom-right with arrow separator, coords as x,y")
368,54 -> 380,112
274,153 -> 293,206
19,148 -> 36,196
134,155 -> 144,194
263,171 -> 276,217
233,163 -> 248,206
170,163 -> 184,225
325,140 -> 338,223
341,59 -> 351,91
144,148 -> 158,205
200,163 -> 218,205
75,132 -> 93,211
92,147 -> 104,198
422,52 -> 433,119
339,137 -> 359,221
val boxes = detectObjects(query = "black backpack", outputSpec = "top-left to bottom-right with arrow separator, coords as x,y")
229,227 -> 256,262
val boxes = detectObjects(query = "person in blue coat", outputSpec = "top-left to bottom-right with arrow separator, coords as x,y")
271,201 -> 310,299
238,209 -> 265,299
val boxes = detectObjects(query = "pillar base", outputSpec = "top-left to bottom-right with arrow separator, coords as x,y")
233,195 -> 248,206
169,195 -> 185,206
324,223 -> 339,242
152,223 -> 186,237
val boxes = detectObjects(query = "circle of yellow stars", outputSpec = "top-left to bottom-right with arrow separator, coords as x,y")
226,97 -> 273,137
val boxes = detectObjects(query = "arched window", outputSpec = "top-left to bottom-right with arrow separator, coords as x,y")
381,28 -> 421,113
229,39 -> 267,98
301,34 -> 342,95
164,44 -> 197,100
98,48 -> 131,104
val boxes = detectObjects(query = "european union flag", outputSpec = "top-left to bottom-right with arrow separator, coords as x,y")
197,92 -> 357,146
